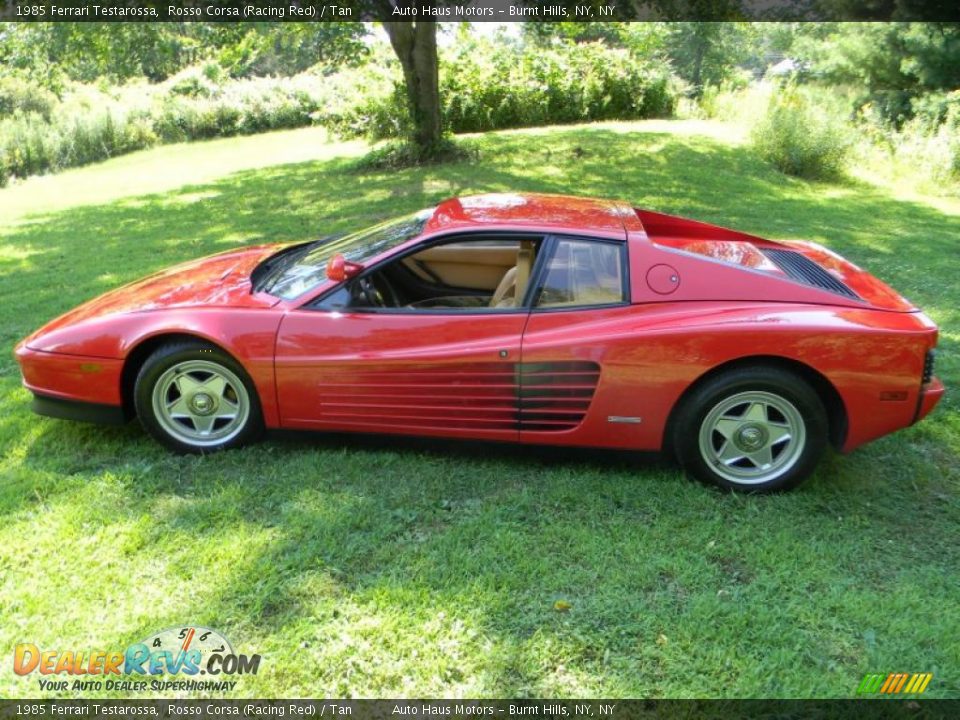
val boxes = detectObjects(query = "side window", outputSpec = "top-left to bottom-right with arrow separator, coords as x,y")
313,235 -> 541,312
534,239 -> 626,308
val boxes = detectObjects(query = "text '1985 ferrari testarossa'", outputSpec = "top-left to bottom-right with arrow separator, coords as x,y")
15,193 -> 943,491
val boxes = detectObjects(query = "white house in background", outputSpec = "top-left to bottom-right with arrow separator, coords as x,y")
767,58 -> 801,77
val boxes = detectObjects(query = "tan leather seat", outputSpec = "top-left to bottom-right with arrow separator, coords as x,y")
489,240 -> 537,308
489,267 -> 518,307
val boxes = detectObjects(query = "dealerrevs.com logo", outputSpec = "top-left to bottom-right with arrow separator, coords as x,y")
14,626 -> 261,693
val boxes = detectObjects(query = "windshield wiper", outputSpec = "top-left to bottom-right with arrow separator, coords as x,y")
250,243 -> 310,294
250,235 -> 341,294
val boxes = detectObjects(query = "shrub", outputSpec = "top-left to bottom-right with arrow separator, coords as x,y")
149,77 -> 324,144
59,110 -> 156,166
0,45 -> 680,183
695,78 -> 768,121
892,114 -> 960,185
324,40 -> 679,141
236,86 -> 312,134
750,85 -> 853,179
0,113 -> 61,178
450,40 -> 678,131
0,103 -> 159,181
154,97 -> 221,142
0,75 -> 58,120
306,62 -> 399,138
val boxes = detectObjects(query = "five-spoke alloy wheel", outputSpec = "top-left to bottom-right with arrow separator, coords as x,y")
135,342 -> 263,453
673,366 -> 828,492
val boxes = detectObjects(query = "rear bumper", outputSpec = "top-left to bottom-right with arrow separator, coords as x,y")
31,392 -> 128,425
913,376 -> 945,424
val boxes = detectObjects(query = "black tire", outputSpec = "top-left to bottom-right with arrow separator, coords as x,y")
134,341 -> 263,454
671,366 -> 828,493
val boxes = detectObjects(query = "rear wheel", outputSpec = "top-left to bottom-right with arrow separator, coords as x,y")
672,366 -> 828,492
134,341 -> 263,453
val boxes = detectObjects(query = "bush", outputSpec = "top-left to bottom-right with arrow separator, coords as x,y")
440,42 -> 676,133
892,116 -> 960,185
750,85 -> 853,179
61,110 -> 155,166
694,76 -> 766,121
307,61 -> 404,139
153,75 -> 324,142
324,40 -> 679,140
0,104 -> 159,180
0,75 -> 58,120
0,44 -> 681,183
154,97 -> 220,142
0,113 -> 61,178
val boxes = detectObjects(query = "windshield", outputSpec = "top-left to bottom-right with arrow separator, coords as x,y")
256,207 -> 434,300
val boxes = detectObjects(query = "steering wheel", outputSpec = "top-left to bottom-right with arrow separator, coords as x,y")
378,274 -> 401,307
356,274 -> 401,308
357,277 -> 383,307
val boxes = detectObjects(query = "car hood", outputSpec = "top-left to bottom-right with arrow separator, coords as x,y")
26,244 -> 286,342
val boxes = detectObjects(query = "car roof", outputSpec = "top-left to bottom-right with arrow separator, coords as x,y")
423,193 -> 640,238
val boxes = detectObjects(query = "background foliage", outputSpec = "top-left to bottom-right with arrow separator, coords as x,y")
749,84 -> 853,179
0,21 -> 958,187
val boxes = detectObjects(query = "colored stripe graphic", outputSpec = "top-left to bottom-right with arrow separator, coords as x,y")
893,674 -> 908,693
859,672 -> 932,695
856,674 -> 885,694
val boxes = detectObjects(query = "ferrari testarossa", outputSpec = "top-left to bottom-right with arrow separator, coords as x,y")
15,193 -> 943,491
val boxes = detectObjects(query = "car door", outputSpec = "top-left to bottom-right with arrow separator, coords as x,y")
273,237 -> 532,442
518,235 -> 652,449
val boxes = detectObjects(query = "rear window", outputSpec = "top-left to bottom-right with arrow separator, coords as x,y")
534,239 -> 626,308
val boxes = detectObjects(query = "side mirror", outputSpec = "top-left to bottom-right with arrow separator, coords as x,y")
326,254 -> 363,282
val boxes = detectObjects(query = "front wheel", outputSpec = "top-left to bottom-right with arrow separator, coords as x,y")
672,366 -> 828,492
134,341 -> 263,453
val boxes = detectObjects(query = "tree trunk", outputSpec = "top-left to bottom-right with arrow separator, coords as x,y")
692,36 -> 705,93
382,20 -> 442,154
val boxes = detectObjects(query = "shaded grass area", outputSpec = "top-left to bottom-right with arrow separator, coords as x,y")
0,122 -> 958,698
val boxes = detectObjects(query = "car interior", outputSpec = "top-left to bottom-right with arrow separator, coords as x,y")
320,236 -> 537,311
319,235 -> 625,311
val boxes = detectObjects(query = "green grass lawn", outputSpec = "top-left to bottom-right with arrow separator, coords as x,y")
0,121 -> 958,699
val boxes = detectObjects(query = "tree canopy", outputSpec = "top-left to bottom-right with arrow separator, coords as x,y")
0,22 -> 368,84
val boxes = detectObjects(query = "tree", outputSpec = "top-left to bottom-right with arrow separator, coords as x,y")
0,23 -> 197,82
523,22 -> 636,46
213,24 -> 368,78
520,19 -> 756,96
381,20 -> 442,158
664,22 -> 756,93
791,22 -> 960,125
0,22 -> 368,84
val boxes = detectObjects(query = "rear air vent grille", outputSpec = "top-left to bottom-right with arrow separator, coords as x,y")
761,248 -> 860,300
317,361 -> 600,433
519,361 -> 601,432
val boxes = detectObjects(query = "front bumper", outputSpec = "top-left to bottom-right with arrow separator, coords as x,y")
15,344 -> 127,422
31,393 -> 129,425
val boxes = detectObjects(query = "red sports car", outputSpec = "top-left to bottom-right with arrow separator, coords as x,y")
15,193 -> 944,491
